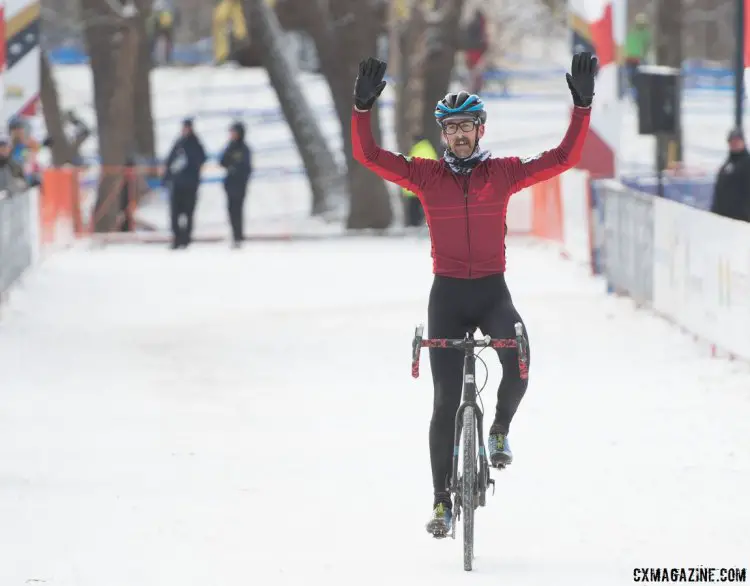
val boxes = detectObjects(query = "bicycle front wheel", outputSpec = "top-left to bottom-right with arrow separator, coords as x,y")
461,406 -> 476,571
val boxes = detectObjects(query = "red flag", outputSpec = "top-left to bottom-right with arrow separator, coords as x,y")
589,3 -> 614,67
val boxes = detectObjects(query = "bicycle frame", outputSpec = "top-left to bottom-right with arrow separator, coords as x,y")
412,322 -> 528,567
411,322 -> 529,499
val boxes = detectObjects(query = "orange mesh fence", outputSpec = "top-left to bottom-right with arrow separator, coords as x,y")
530,175 -> 563,243
39,164 -> 576,246
41,164 -> 161,241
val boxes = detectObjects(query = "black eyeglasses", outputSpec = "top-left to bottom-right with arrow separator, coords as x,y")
442,120 -> 477,135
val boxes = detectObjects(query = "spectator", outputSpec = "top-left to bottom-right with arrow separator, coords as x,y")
462,8 -> 489,95
219,121 -> 252,248
149,0 -> 177,64
0,135 -> 29,194
710,128 -> 750,222
402,134 -> 437,228
8,116 -> 42,186
162,118 -> 207,249
624,13 -> 651,96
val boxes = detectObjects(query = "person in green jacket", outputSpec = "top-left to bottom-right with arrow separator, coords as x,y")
624,13 -> 651,94
402,135 -> 438,227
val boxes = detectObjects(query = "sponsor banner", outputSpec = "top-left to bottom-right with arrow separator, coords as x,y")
653,197 -> 750,359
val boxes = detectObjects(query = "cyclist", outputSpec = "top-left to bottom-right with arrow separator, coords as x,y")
351,53 -> 597,537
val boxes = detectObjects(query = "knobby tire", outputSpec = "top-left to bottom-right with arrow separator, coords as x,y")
462,407 -> 476,571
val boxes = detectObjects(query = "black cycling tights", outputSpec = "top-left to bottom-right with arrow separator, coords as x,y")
427,273 -> 530,504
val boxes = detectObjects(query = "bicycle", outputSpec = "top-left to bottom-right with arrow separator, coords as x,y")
411,321 -> 529,572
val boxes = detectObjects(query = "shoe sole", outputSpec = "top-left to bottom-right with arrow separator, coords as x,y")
490,456 -> 512,468
426,519 -> 451,539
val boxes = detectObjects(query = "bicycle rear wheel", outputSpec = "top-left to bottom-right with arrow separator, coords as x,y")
461,406 -> 476,571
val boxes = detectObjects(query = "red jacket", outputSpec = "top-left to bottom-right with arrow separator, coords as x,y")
351,106 -> 591,278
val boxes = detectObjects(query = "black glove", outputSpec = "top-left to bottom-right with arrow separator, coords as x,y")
566,52 -> 598,108
354,57 -> 387,111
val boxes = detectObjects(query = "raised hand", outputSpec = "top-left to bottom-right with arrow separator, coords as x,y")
354,57 -> 387,111
566,52 -> 598,108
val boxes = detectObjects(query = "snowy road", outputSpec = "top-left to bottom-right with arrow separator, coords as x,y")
1,238 -> 749,585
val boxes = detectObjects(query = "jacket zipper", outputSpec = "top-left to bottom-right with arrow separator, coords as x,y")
463,177 -> 472,278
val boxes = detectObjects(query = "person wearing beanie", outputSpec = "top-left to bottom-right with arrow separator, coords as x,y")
219,121 -> 253,247
162,117 -> 207,248
710,128 -> 750,223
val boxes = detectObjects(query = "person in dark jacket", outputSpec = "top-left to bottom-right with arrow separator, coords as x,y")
710,128 -> 750,222
163,118 -> 207,248
219,121 -> 252,247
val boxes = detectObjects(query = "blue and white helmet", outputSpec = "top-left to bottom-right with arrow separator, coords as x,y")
434,91 -> 487,126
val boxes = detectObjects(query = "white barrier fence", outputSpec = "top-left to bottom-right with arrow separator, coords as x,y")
0,188 -> 36,300
653,197 -> 750,359
532,172 -> 750,362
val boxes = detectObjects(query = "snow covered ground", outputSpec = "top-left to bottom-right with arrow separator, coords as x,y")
1,238 -> 749,585
2,62 -> 747,584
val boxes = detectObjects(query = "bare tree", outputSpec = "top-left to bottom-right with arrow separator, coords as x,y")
628,0 -> 734,62
291,0 -> 394,230
655,0 -> 683,166
171,0 -> 216,44
41,51 -> 84,166
243,0 -> 347,217
421,0 -> 467,152
79,0 -> 141,231
391,1 -> 430,153
133,0 -> 156,161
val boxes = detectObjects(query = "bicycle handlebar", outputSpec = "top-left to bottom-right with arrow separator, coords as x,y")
411,322 -> 529,380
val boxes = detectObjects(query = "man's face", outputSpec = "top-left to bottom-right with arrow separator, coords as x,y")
442,118 -> 484,159
729,137 -> 745,153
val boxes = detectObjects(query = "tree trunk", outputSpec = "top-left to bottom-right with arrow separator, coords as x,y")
80,0 -> 119,162
40,51 -> 79,166
295,0 -> 393,230
133,0 -> 156,163
421,0 -> 466,153
393,10 -> 411,153
403,5 -> 429,146
655,0 -> 683,167
243,0 -> 347,217
393,1 -> 432,152
81,0 -> 140,232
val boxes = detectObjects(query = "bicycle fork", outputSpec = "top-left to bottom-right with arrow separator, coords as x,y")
449,348 -> 495,518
